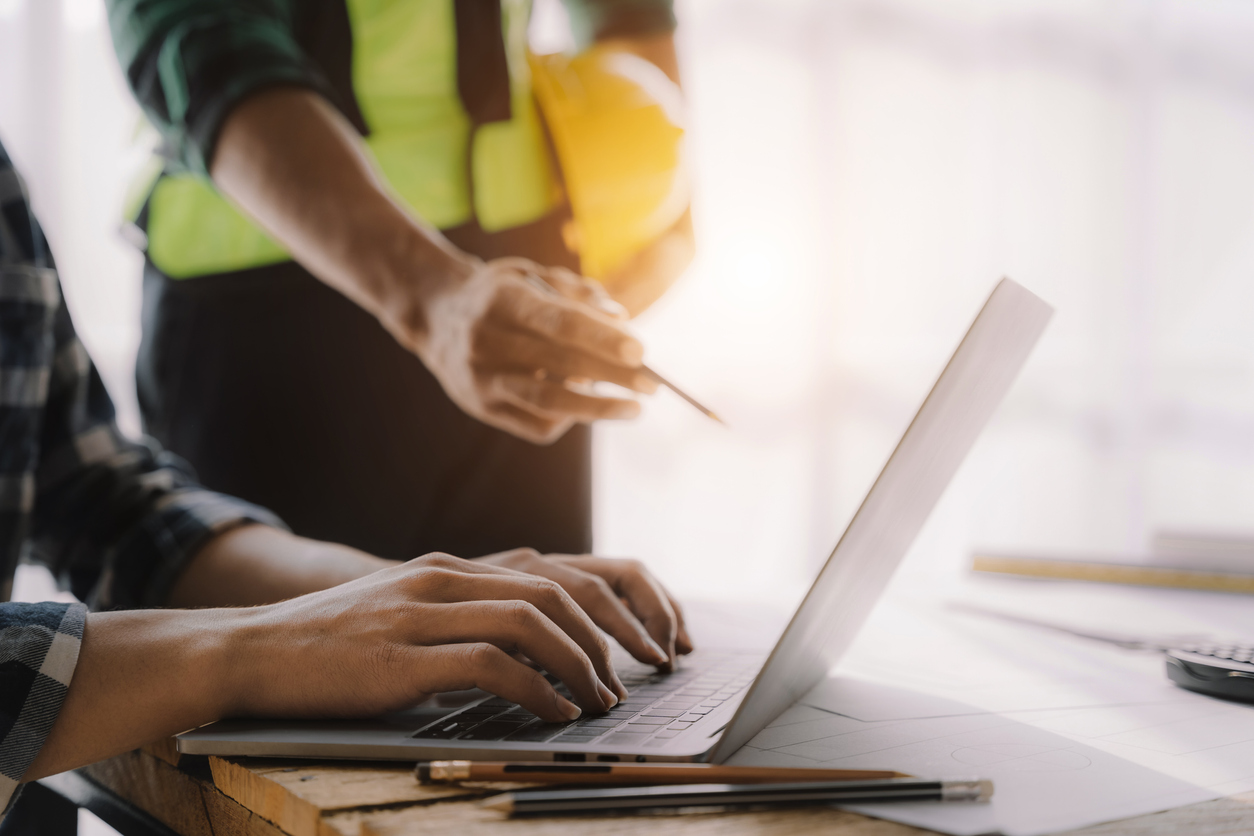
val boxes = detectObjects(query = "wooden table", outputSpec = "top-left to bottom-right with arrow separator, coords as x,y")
31,740 -> 1254,836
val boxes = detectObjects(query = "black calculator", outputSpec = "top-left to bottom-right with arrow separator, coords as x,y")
1166,644 -> 1254,702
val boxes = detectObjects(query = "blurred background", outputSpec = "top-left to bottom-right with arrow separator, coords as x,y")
2,0 -> 1253,613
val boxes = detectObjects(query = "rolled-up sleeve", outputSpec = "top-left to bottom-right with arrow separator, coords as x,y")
29,299 -> 285,611
562,0 -> 677,50
105,0 -> 331,174
0,602 -> 85,813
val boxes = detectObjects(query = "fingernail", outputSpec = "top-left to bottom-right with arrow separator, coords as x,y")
598,682 -> 619,711
600,299 -> 629,319
611,672 -> 629,701
557,696 -> 583,722
613,402 -> 641,420
634,373 -> 659,394
645,638 -> 669,666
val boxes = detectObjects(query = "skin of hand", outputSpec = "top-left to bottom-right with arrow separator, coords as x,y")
25,553 -> 631,781
475,548 -> 695,670
211,88 -> 656,445
170,526 -> 694,669
408,255 -> 658,443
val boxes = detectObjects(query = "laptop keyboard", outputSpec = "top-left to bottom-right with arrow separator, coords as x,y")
412,651 -> 760,748
1174,643 -> 1254,665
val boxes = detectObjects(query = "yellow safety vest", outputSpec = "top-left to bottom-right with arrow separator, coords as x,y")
144,0 -> 561,279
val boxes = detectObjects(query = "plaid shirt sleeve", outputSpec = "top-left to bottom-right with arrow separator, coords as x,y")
0,140 -> 285,813
0,603 -> 84,812
29,297 -> 286,611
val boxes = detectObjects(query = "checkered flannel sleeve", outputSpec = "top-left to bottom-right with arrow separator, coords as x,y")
0,602 -> 85,814
29,294 -> 286,610
0,138 -> 285,816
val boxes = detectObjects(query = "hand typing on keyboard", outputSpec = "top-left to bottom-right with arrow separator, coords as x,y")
413,653 -> 760,745
474,549 -> 694,669
213,553 -> 661,722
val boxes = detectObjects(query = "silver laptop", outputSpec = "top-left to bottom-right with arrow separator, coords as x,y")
179,278 -> 1052,763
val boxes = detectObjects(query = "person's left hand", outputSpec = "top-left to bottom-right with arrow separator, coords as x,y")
475,549 -> 694,670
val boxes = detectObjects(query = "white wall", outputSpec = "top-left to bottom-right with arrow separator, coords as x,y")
3,0 -> 1253,607
594,0 -> 1254,601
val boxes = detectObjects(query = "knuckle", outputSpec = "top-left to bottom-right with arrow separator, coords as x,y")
463,642 -> 501,673
369,641 -> 408,678
538,576 -> 565,597
578,574 -> 612,598
512,547 -> 544,570
414,566 -> 457,594
504,600 -> 541,630
620,558 -> 648,578
533,578 -> 567,607
424,552 -> 457,567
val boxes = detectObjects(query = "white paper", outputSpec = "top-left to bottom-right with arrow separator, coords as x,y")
722,585 -> 1254,836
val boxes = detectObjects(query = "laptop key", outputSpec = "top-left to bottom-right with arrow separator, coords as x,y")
554,727 -> 603,738
413,718 -> 480,739
642,709 -> 684,718
457,720 -> 531,741
603,731 -> 650,745
627,716 -> 669,725
503,723 -> 570,742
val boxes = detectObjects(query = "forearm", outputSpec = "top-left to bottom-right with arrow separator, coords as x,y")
209,87 -> 473,346
166,525 -> 394,608
23,608 -> 246,780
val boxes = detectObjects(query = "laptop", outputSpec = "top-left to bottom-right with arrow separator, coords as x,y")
179,278 -> 1053,763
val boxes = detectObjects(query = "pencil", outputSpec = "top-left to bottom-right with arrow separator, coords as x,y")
640,367 -> 725,424
972,553 -> 1254,594
480,779 -> 994,815
416,761 -> 910,785
519,273 -> 724,425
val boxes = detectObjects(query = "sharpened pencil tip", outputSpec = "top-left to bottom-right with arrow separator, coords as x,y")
480,794 -> 514,813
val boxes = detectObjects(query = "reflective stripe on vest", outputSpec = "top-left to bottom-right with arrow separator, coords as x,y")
145,0 -> 560,279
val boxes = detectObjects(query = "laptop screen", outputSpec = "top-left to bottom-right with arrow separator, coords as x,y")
711,278 -> 1053,762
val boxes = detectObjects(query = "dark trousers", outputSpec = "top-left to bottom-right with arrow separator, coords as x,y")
135,215 -> 592,561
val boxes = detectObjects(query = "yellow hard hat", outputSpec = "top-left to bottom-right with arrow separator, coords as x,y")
528,46 -> 689,280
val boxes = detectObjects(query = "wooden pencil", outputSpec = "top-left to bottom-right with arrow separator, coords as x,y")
416,760 -> 910,785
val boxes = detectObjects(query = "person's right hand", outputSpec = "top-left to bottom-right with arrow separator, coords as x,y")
382,255 -> 659,444
225,553 -> 626,722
